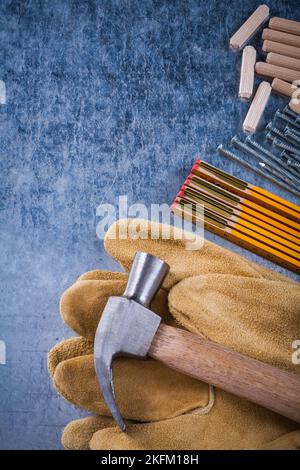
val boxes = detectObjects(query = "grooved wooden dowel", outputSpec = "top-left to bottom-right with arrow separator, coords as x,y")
289,99 -> 300,115
243,81 -> 271,133
272,78 -> 298,97
262,28 -> 300,48
269,17 -> 300,37
239,46 -> 256,100
267,52 -> 300,72
149,324 -> 300,424
263,40 -> 300,59
230,5 -> 269,50
256,62 -> 300,83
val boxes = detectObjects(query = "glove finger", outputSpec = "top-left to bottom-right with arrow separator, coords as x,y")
60,270 -> 174,340
104,219 -> 290,289
62,416 -> 115,450
48,337 -> 93,377
60,271 -> 126,340
257,430 -> 300,450
78,270 -> 126,281
89,416 -> 197,450
169,274 -> 300,372
52,354 -> 209,421
90,390 -> 298,450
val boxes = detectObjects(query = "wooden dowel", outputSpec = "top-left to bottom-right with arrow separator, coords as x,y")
289,99 -> 300,115
267,52 -> 300,71
262,28 -> 300,48
269,17 -> 300,37
263,40 -> 300,59
230,5 -> 269,50
272,78 -> 298,97
255,62 -> 300,83
239,46 -> 256,100
243,81 -> 271,133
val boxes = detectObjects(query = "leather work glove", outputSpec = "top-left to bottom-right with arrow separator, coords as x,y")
48,219 -> 300,450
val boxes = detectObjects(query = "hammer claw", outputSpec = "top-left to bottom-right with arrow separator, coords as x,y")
96,358 -> 126,431
93,253 -> 169,430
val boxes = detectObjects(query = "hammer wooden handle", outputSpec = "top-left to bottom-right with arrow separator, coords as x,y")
149,324 -> 300,424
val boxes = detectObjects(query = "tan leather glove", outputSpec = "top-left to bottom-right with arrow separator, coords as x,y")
48,219 -> 300,450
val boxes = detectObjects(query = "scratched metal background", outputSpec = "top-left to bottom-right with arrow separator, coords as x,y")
0,0 -> 299,450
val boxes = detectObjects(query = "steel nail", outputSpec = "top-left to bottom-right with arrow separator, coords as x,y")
275,110 -> 300,129
217,145 -> 299,196
231,136 -> 300,188
246,135 -> 300,183
272,138 -> 300,156
284,129 -> 300,147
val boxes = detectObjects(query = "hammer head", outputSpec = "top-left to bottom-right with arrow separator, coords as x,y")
94,252 -> 169,431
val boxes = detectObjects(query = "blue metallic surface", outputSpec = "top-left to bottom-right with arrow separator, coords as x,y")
0,0 -> 299,449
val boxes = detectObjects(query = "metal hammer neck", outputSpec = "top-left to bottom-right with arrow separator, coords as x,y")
123,252 -> 169,308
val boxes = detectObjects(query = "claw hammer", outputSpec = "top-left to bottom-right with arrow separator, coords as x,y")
94,252 -> 300,431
